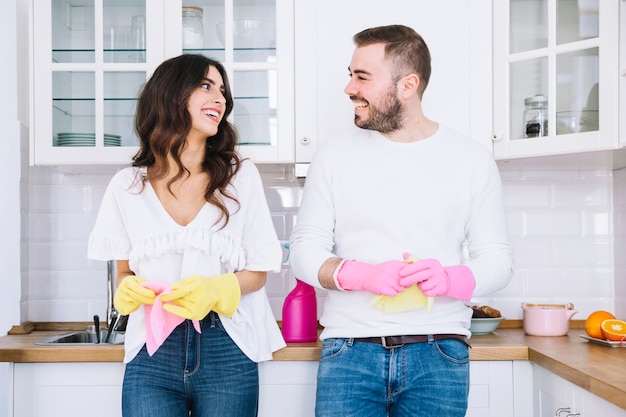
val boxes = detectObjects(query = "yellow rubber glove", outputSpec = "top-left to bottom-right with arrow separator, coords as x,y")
161,273 -> 241,320
113,276 -> 157,315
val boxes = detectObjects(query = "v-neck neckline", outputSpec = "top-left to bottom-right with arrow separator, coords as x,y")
145,180 -> 207,227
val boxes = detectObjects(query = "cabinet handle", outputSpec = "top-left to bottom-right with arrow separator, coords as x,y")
555,408 -> 571,416
566,414 -> 580,417
492,133 -> 503,142
300,137 -> 311,145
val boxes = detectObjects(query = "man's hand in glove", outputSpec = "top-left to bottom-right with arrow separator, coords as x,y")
160,273 -> 241,320
399,259 -> 475,301
335,260 -> 407,296
114,275 -> 156,315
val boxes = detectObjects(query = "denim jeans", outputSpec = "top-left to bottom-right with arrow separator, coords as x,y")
121,312 -> 258,417
315,336 -> 470,417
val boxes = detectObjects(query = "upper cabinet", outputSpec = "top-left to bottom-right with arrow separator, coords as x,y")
492,0 -> 620,160
30,0 -> 294,165
294,0 -> 494,175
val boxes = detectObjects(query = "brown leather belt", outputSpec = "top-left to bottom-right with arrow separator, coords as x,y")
353,334 -> 470,349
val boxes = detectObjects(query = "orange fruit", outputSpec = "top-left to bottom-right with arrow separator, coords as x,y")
585,310 -> 616,339
601,319 -> 626,342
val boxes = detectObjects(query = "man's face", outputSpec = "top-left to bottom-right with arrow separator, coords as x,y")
344,43 -> 405,133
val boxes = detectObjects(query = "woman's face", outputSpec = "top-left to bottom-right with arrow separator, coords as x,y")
187,65 -> 227,141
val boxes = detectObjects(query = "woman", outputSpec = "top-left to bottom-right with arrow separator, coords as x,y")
88,54 -> 285,417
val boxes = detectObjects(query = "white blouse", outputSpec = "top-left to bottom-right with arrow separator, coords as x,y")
88,160 -> 285,363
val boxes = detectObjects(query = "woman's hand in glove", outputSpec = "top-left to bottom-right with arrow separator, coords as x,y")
160,273 -> 241,320
399,259 -> 475,301
113,275 -> 157,315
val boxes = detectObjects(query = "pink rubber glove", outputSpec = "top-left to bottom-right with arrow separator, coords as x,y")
399,258 -> 475,301
335,260 -> 407,296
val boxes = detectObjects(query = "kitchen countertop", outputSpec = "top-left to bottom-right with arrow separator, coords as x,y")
0,321 -> 528,363
1,323 -> 625,410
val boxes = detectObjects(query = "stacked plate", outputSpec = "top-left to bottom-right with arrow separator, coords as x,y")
55,132 -> 122,147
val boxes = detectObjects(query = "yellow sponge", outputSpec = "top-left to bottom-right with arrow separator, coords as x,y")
369,255 -> 434,313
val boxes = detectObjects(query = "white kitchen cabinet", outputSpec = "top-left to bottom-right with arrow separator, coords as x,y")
30,0 -> 294,166
10,361 -> 315,417
12,362 -> 125,417
258,361 -> 317,417
9,360 -> 528,417
293,0 -> 494,175
467,361 -> 533,417
492,0 -> 621,160
533,364 -> 625,417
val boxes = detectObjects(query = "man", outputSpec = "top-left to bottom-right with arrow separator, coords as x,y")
289,25 -> 513,417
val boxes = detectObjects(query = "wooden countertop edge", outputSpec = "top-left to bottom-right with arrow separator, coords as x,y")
2,323 -> 624,410
529,349 -> 626,410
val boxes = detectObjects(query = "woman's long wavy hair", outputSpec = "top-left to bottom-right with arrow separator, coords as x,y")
132,54 -> 242,229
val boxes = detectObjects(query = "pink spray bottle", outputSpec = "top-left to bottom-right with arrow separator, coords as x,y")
281,243 -> 318,342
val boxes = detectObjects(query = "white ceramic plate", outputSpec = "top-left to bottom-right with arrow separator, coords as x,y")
579,335 -> 626,348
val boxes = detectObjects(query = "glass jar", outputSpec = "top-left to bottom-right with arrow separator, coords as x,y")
524,94 -> 548,138
182,6 -> 204,49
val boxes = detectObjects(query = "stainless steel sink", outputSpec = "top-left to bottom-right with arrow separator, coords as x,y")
35,331 -> 124,345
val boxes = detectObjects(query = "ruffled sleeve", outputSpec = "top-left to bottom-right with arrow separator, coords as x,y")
87,168 -> 139,261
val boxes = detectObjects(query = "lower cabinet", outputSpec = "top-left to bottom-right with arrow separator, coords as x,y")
12,362 -> 124,417
533,364 -> 625,417
467,361 -> 532,417
258,361 -> 317,417
10,360 -> 532,417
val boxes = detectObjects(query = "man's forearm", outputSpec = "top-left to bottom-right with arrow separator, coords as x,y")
318,257 -> 343,290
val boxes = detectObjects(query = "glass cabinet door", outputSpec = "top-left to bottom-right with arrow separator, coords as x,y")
177,0 -> 293,162
492,0 -> 619,159
31,0 -> 293,165
33,0 -> 150,164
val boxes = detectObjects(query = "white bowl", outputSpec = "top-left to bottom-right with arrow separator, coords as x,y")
470,317 -> 505,335
216,19 -> 275,48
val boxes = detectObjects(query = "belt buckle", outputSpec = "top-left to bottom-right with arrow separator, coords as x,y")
381,337 -> 404,349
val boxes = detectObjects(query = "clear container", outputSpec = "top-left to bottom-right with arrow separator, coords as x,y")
182,6 -> 204,49
524,94 -> 548,138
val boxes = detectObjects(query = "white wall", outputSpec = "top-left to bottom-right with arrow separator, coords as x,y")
0,1 -> 22,416
22,162 -> 623,324
612,168 -> 626,319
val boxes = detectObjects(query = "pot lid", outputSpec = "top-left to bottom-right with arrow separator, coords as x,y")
521,302 -> 575,310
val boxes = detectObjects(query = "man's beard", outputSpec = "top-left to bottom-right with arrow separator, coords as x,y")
354,87 -> 404,133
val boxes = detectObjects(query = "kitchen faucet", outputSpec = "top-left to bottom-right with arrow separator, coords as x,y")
103,260 -> 128,343
106,260 -> 117,326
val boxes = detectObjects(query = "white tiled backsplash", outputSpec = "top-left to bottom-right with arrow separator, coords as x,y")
21,163 -> 626,324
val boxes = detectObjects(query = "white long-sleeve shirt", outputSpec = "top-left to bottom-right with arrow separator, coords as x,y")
88,161 -> 286,362
290,126 -> 513,340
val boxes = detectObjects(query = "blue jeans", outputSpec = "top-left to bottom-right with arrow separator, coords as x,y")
315,337 -> 470,417
121,312 -> 258,417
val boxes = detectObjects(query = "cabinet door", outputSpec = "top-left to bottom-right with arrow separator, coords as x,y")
30,0 -> 294,166
294,0 -> 493,174
166,0 -> 294,163
31,0 -> 158,165
533,365 -> 575,417
492,0 -> 620,160
13,362 -> 124,417
258,361 -> 317,417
